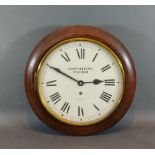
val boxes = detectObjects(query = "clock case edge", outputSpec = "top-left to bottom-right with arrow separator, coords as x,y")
24,25 -> 136,136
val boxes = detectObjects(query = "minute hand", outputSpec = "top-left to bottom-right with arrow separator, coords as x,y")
47,64 -> 78,82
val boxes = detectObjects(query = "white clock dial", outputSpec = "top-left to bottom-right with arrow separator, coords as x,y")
37,39 -> 124,126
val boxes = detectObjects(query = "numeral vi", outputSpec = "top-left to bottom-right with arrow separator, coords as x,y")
78,106 -> 84,117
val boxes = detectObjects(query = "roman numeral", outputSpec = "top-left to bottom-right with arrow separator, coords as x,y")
50,92 -> 61,104
78,106 -> 84,117
105,79 -> 115,86
61,52 -> 70,62
92,53 -> 98,62
61,102 -> 70,113
46,80 -> 57,86
101,64 -> 111,72
76,48 -> 85,59
100,91 -> 112,103
93,104 -> 100,111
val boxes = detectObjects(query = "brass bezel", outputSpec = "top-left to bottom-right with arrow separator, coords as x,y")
36,38 -> 125,126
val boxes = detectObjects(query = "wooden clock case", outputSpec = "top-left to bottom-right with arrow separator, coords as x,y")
25,25 -> 136,136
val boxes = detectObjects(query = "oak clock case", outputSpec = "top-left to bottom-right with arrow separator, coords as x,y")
25,25 -> 136,136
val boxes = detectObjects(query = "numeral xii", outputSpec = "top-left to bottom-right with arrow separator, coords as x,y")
76,48 -> 85,59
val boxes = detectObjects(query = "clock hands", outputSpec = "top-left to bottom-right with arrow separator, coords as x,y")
47,64 -> 104,86
77,79 -> 104,86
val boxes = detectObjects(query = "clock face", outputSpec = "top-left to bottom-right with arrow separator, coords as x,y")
37,38 -> 124,126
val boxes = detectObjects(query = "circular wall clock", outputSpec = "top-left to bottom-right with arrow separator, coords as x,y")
25,25 -> 136,135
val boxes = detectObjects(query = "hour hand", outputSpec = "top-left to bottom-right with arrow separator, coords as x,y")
84,79 -> 104,85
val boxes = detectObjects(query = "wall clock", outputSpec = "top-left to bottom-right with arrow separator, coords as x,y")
25,25 -> 136,135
